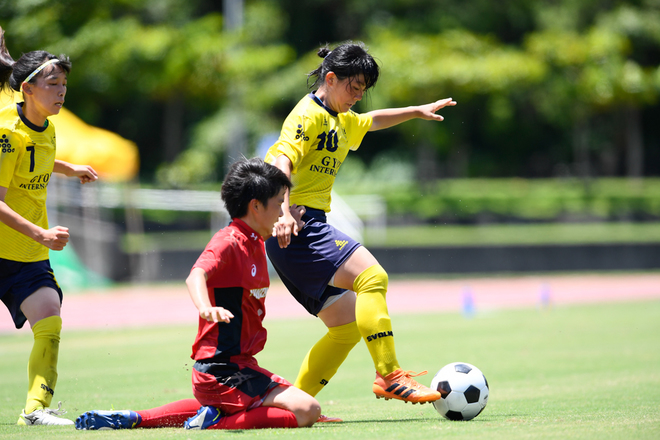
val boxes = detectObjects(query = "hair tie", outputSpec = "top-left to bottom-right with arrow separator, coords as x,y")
22,59 -> 59,85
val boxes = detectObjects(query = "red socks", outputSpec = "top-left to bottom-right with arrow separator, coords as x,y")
208,406 -> 298,429
135,399 -> 298,429
137,399 -> 199,428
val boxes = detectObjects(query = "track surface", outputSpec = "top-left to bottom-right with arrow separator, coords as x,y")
2,272 -> 660,333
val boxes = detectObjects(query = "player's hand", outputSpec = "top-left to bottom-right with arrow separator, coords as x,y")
199,306 -> 234,323
38,226 -> 70,251
272,209 -> 299,249
417,98 -> 457,122
69,164 -> 98,184
289,204 -> 306,232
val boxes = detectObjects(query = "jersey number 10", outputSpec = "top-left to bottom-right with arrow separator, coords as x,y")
315,130 -> 339,153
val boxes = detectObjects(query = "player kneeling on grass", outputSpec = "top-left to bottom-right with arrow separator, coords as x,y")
76,158 -> 322,430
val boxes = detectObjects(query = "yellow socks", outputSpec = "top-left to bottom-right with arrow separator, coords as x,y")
294,321 -> 361,396
295,264 -> 399,395
354,264 -> 400,376
25,315 -> 62,414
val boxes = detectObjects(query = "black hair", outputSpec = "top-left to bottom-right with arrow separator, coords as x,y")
0,26 -> 71,93
307,41 -> 380,91
221,157 -> 292,219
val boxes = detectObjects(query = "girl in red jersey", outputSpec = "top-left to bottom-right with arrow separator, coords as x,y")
76,158 -> 322,431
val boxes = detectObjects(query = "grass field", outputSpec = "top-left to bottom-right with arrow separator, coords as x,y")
1,300 -> 659,439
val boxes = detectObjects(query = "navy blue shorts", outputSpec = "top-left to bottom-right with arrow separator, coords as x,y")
265,207 -> 361,316
0,258 -> 63,329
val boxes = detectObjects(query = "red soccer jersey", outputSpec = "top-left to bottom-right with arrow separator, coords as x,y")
190,218 -> 270,363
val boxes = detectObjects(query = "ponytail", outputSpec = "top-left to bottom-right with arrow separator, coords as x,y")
306,41 -> 379,91
0,27 -> 16,92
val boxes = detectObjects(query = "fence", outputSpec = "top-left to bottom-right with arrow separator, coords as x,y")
47,176 -> 386,282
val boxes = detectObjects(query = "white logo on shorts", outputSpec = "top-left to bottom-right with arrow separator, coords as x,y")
251,264 -> 257,277
250,288 -> 268,299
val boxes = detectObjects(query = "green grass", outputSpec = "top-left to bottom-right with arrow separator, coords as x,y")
368,222 -> 660,247
1,301 -> 659,439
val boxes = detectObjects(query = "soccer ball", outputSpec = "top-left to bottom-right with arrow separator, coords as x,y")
430,362 -> 489,421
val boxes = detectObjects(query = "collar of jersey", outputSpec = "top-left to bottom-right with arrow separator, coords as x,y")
17,103 -> 49,133
230,218 -> 263,243
309,92 -> 338,117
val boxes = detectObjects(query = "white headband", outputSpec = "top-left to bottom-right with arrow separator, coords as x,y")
22,59 -> 60,85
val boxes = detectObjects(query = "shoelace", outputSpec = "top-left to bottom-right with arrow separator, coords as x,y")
43,401 -> 68,416
400,370 -> 429,379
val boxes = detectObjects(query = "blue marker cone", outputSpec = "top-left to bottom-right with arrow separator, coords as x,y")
538,283 -> 552,311
462,286 -> 475,318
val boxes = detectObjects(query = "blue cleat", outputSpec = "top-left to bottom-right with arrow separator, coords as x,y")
184,406 -> 222,430
75,410 -> 141,430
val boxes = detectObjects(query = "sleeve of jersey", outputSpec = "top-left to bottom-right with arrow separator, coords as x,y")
268,114 -> 320,174
192,238 -> 234,280
0,129 -> 22,188
346,111 -> 373,152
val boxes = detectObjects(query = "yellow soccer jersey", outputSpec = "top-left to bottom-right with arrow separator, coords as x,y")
265,93 -> 372,212
0,103 -> 56,262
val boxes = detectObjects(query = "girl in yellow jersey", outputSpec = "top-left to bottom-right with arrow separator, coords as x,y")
265,41 -> 456,407
0,27 -> 98,425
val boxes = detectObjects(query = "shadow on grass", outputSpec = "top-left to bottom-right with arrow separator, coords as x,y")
325,417 -> 441,424
325,415 -> 501,425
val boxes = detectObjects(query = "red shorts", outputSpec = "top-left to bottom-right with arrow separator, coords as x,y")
192,358 -> 291,415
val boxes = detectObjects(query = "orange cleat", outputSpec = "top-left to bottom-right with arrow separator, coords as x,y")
373,369 -> 441,404
316,414 -> 343,423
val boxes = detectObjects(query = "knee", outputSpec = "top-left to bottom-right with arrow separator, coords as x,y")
28,307 -> 61,327
328,321 -> 362,345
21,287 -> 61,326
353,264 -> 388,294
295,396 -> 321,427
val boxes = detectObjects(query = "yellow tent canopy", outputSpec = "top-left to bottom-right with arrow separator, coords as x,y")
0,91 -> 139,182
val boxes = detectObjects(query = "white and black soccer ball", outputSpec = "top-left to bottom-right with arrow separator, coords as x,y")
430,362 -> 489,421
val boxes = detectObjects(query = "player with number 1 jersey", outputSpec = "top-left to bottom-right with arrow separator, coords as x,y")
1,27 -> 98,426
0,102 -> 57,262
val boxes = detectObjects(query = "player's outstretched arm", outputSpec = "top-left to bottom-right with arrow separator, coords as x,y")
368,98 -> 457,131
186,267 -> 234,323
53,160 -> 98,184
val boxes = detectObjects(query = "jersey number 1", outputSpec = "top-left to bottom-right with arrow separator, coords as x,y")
26,145 -> 36,172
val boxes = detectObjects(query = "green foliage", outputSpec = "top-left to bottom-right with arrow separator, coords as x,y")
2,0 -> 660,183
369,28 -> 546,100
338,176 -> 660,222
370,222 -> 660,247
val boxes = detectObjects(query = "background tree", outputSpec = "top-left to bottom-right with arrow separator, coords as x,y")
1,0 -> 658,186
